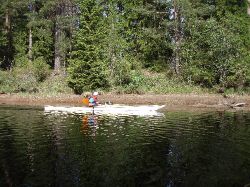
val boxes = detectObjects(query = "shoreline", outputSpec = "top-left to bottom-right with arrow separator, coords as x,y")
0,93 -> 249,112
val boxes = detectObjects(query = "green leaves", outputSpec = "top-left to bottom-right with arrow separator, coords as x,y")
0,0 -> 249,93
68,0 -> 109,94
181,0 -> 250,89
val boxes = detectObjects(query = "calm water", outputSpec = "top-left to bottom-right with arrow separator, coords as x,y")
0,105 -> 250,187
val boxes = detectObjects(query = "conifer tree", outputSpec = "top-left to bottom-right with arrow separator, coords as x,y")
38,0 -> 77,73
0,0 -> 16,69
12,0 -> 50,67
0,1 -> 7,67
68,0 -> 109,94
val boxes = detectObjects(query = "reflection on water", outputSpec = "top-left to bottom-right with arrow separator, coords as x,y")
0,106 -> 250,187
81,114 -> 98,137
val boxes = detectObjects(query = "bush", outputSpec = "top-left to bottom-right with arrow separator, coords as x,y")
112,70 -> 205,94
141,71 -> 204,94
223,62 -> 249,89
12,67 -> 38,93
0,67 -> 39,93
39,75 -> 73,94
113,59 -> 133,86
32,57 -> 51,82
123,71 -> 145,94
182,66 -> 214,88
0,57 -> 50,94
0,71 -> 16,93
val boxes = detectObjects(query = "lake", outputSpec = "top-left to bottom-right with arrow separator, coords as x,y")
0,105 -> 250,187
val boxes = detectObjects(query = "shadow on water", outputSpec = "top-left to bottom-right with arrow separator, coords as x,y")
0,105 -> 250,187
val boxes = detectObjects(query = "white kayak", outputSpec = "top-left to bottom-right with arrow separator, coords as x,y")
44,104 -> 165,116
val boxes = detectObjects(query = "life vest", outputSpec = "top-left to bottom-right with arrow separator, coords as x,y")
88,96 -> 97,107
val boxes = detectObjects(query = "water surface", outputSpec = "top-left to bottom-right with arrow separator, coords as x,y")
0,105 -> 250,187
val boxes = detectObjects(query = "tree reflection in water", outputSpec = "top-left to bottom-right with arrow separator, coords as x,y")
0,106 -> 250,186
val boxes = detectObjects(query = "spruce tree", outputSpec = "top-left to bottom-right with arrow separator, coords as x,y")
68,0 -> 109,94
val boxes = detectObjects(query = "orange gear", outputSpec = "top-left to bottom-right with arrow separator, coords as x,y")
82,98 -> 89,106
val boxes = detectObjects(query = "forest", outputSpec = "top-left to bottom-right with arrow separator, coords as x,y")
0,0 -> 249,95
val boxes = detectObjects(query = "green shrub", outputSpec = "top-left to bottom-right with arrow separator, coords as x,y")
0,71 -> 16,93
12,67 -> 38,93
113,59 -> 133,86
182,65 -> 214,88
14,56 -> 30,68
123,71 -> 145,94
223,62 -> 249,89
0,67 -> 39,93
112,70 -> 205,94
39,75 -> 73,94
0,55 -> 51,94
32,57 -> 51,82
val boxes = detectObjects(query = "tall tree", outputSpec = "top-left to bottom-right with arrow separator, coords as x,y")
40,0 -> 77,73
135,0 -> 171,70
102,0 -> 131,81
27,0 -> 37,62
68,0 -> 109,94
0,0 -> 16,69
0,1 -> 7,67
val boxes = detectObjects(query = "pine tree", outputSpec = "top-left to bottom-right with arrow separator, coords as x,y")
0,1 -> 7,67
68,0 -> 109,94
39,0 -> 77,73
0,0 -> 17,69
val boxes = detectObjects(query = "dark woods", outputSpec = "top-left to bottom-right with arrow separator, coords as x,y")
0,0 -> 249,94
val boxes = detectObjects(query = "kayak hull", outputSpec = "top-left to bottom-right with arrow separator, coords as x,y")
44,104 -> 165,116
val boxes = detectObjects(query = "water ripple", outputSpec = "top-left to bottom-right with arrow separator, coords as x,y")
0,106 -> 250,186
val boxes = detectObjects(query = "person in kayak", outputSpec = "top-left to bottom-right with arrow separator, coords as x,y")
88,92 -> 98,107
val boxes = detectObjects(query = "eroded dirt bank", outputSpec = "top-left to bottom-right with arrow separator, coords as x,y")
0,93 -> 249,111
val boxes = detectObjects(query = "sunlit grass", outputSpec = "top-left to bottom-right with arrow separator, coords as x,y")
0,69 -> 248,96
112,70 -> 208,94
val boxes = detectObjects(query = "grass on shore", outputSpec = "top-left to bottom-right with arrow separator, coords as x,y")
112,70 -> 208,94
0,69 -> 249,96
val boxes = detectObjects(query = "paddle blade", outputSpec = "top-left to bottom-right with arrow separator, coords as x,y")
82,98 -> 89,106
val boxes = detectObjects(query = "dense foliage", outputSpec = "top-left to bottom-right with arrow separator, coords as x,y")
68,0 -> 109,94
0,0 -> 249,94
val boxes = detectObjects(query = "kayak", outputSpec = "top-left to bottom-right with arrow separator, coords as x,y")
44,104 -> 165,116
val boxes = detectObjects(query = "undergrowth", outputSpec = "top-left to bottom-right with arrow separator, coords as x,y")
0,68 -> 249,95
112,70 -> 208,94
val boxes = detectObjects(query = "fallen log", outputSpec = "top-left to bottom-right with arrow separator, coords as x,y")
224,102 -> 247,108
232,103 -> 246,107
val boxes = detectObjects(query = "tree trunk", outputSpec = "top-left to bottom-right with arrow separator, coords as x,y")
54,22 -> 63,74
4,9 -> 10,33
109,16 -> 116,78
172,0 -> 181,75
28,3 -> 35,63
248,0 -> 250,15
53,0 -> 77,75
28,27 -> 32,62
4,9 -> 13,69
